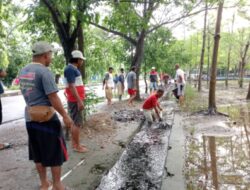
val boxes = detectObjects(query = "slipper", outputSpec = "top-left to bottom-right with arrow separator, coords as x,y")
0,143 -> 12,151
73,146 -> 88,153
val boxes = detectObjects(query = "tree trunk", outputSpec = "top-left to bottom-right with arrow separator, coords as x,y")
238,41 -> 250,88
41,0 -> 81,65
208,1 -> 224,114
225,48 -> 231,88
207,25 -> 211,86
225,14 -> 235,88
246,82 -> 250,99
132,31 -> 146,100
77,24 -> 86,79
198,1 -> 208,92
239,61 -> 244,88
209,137 -> 219,190
144,72 -> 148,94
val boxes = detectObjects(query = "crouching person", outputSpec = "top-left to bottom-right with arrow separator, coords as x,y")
142,88 -> 164,125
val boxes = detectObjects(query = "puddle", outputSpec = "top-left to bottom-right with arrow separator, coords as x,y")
184,105 -> 250,190
112,109 -> 145,122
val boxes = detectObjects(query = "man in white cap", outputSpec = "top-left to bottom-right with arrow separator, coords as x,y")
149,66 -> 158,94
19,41 -> 73,190
64,50 -> 88,153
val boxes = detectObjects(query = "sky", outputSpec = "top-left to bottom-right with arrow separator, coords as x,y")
171,2 -> 250,39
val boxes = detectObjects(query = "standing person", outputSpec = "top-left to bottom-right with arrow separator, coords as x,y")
149,67 -> 158,94
19,41 -> 73,190
0,69 -> 12,151
64,50 -> 88,153
113,74 -> 119,95
117,68 -> 125,101
127,66 -> 137,106
142,88 -> 164,124
174,64 -> 186,104
103,67 -> 114,105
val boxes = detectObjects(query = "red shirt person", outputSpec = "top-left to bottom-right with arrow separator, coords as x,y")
142,88 -> 164,124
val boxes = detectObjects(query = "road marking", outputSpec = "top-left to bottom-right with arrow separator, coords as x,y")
48,159 -> 85,190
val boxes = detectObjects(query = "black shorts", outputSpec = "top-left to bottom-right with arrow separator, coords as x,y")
26,116 -> 68,167
68,102 -> 84,127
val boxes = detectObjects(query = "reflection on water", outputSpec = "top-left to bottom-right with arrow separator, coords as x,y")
185,104 -> 250,190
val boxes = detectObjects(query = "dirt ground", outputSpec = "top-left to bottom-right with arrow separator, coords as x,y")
0,100 -> 144,190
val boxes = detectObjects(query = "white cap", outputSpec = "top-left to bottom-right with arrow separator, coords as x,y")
71,50 -> 86,60
32,41 -> 53,55
152,66 -> 155,70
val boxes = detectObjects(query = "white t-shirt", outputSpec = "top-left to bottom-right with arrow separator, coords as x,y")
105,72 -> 114,88
175,68 -> 186,84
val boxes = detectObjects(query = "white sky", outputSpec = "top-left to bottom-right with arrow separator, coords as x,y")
172,2 -> 250,39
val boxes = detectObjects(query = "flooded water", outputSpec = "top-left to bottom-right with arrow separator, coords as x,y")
184,104 -> 250,190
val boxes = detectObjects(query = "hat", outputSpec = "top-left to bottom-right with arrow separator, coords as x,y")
71,50 -> 86,60
152,66 -> 155,70
32,41 -> 53,55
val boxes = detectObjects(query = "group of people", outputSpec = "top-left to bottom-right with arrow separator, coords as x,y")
103,66 -> 137,106
0,40 -> 186,189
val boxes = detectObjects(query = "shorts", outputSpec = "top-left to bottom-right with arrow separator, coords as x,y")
128,88 -> 136,96
26,116 -> 68,167
105,87 -> 113,100
68,101 -> 84,126
143,109 -> 154,122
150,82 -> 158,90
177,84 -> 185,96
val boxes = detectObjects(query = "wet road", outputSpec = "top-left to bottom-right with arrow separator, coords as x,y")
1,91 -> 68,124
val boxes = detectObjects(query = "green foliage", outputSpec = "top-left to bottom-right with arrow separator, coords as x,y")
84,28 -> 130,80
144,28 -> 191,76
83,91 -> 102,121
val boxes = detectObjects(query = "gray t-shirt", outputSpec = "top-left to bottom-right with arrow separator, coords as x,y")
127,71 -> 137,89
19,63 -> 58,121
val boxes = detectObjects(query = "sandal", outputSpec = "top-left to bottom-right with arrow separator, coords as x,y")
0,143 -> 12,151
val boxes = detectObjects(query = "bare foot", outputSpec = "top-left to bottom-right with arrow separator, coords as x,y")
73,145 -> 88,153
40,180 -> 52,190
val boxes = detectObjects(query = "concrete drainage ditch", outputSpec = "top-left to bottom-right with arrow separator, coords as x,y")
96,104 -> 175,190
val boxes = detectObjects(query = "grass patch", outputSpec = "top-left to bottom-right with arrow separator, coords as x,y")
181,85 -> 207,113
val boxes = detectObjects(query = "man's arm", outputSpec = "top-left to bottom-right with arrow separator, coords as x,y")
133,73 -> 137,90
154,106 -> 161,120
48,92 -> 73,128
157,102 -> 163,111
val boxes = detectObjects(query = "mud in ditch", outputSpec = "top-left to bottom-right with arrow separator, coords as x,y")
112,109 -> 145,122
97,120 -> 173,190
184,104 -> 250,190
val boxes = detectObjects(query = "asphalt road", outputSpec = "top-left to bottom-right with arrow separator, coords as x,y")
1,85 -> 106,124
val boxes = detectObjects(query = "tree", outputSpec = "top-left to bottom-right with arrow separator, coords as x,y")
225,14 -> 235,88
91,0 -> 209,99
198,1 -> 208,92
238,39 -> 249,88
208,0 -> 224,114
30,0 -> 94,78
